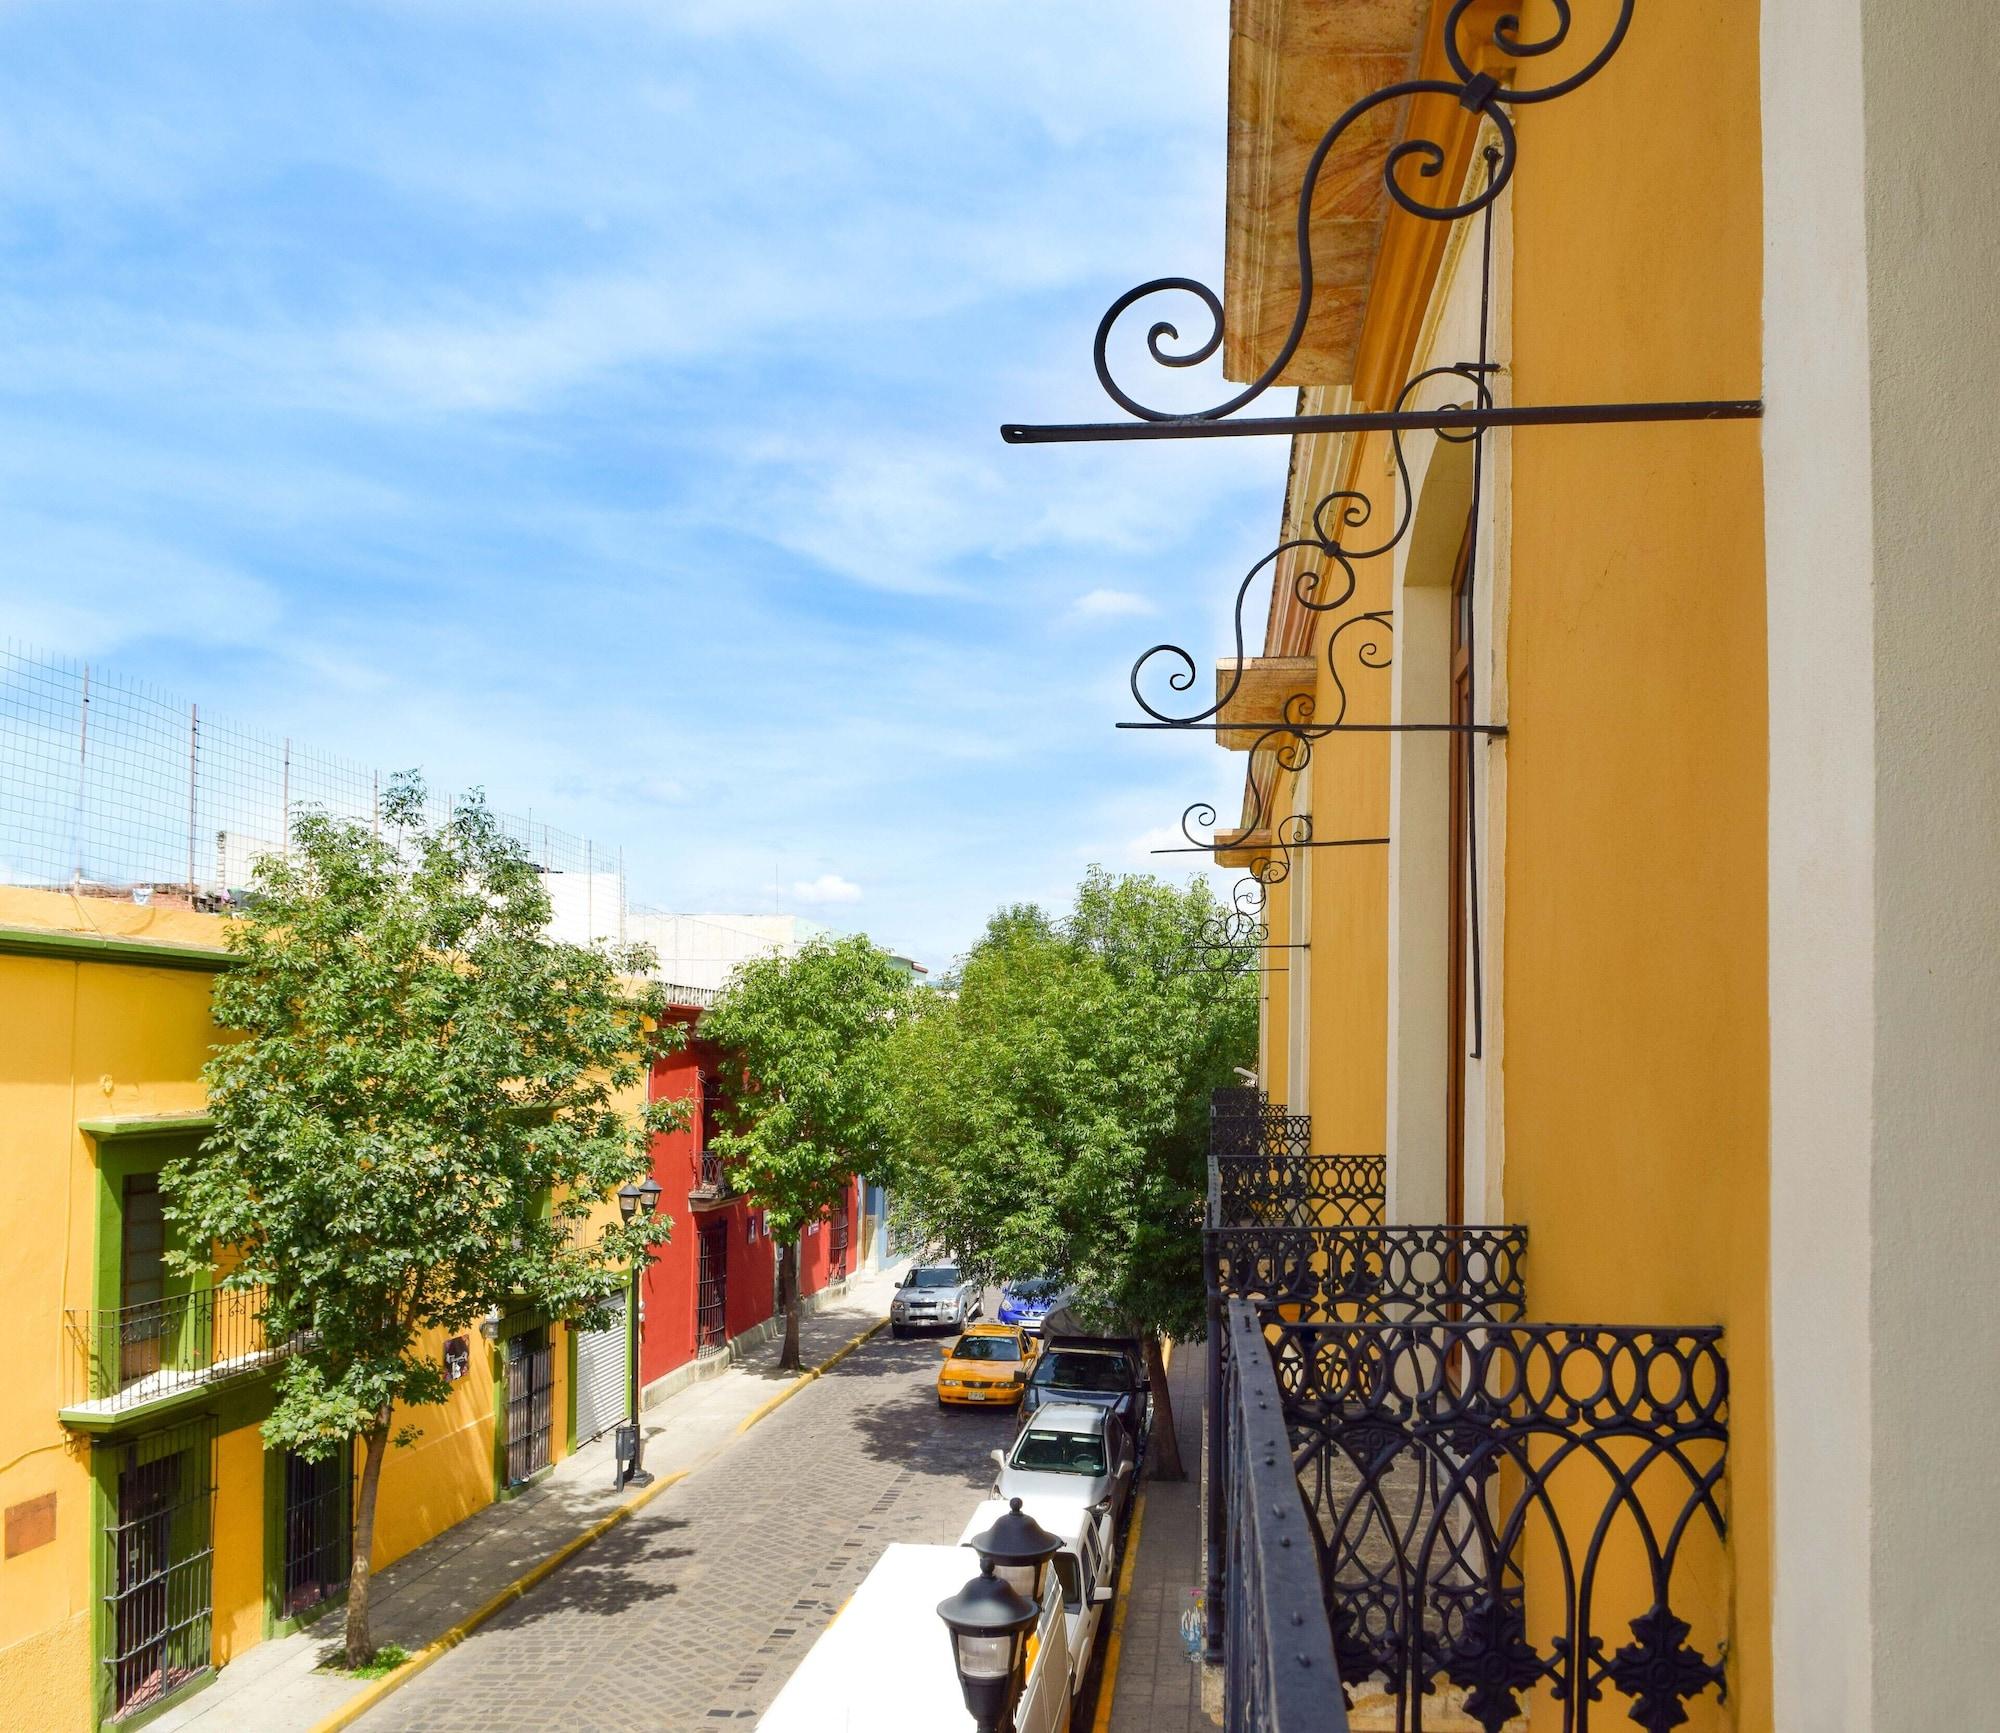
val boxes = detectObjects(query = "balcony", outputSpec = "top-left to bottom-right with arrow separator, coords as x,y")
1203,1089 -> 1730,1733
688,1146 -> 733,1204
62,1283 -> 299,1428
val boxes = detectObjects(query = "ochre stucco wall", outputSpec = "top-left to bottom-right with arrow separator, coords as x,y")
1506,3 -> 1769,1725
0,892 -> 221,1721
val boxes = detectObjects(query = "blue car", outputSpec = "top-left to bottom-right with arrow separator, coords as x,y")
996,1276 -> 1070,1335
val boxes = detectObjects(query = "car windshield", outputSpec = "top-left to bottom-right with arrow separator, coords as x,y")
951,1335 -> 1021,1362
910,1268 -> 960,1289
1039,1353 -> 1130,1394
1010,1429 -> 1107,1477
1007,1278 -> 1058,1300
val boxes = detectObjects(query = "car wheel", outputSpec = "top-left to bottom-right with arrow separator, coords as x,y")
891,1323 -> 905,1338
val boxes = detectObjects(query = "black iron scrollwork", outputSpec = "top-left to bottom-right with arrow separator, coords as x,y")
1090,0 -> 1634,425
1132,364 -> 1483,729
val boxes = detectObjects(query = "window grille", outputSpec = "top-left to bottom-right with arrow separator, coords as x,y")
101,1417 -> 215,1718
280,1448 -> 349,1618
504,1331 -> 553,1485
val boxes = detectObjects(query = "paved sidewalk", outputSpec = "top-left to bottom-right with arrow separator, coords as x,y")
153,1265 -> 908,1733
1105,1342 -> 1220,1733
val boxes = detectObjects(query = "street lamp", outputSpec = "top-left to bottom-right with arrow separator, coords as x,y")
936,1558 -> 1038,1733
967,1497 -> 1062,1606
613,1175 -> 664,1489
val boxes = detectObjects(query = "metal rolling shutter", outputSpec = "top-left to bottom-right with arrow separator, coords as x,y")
572,1291 -> 627,1447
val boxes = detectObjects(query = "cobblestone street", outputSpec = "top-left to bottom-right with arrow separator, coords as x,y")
358,1324 -> 1016,1732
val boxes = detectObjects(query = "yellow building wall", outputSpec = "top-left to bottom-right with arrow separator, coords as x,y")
1300,433 -> 1396,1149
0,891 -> 222,1721
0,888 -> 622,1706
1505,4 -> 1770,1727
213,1424 -> 268,1665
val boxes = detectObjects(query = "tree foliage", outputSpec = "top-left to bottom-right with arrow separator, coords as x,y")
701,933 -> 911,1367
883,869 -> 1255,1473
162,776 -> 680,1662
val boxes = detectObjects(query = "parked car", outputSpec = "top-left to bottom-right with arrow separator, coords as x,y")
958,1495 -> 1116,1703
889,1263 -> 981,1336
996,1276 -> 1072,1334
936,1322 -> 1039,1409
1020,1339 -> 1150,1449
992,1401 -> 1138,1522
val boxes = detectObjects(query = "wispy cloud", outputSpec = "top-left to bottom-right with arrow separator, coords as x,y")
0,0 -> 1274,968
1068,587 -> 1157,624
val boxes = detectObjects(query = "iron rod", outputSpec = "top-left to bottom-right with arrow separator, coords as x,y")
1152,838 -> 1389,854
1002,396 -> 1761,445
1119,720 -> 1507,735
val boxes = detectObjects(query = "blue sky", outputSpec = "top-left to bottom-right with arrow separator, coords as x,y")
0,0 -> 1286,968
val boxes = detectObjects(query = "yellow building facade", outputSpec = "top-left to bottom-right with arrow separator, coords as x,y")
1028,1 -> 1999,1728
0,888 -> 612,1731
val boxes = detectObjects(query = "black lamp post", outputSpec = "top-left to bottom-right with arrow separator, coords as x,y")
967,1497 -> 1062,1607
613,1175 -> 663,1489
936,1558 -> 1038,1733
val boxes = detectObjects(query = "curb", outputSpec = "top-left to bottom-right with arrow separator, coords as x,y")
306,1310 -> 892,1733
1089,1486 -> 1150,1733
734,1316 -> 887,1433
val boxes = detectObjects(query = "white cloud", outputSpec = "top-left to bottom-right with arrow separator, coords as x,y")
792,872 -> 862,905
1068,587 -> 1156,623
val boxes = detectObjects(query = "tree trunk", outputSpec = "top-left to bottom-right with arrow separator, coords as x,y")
345,1415 -> 392,1668
778,1241 -> 802,1371
1144,1334 -> 1185,1481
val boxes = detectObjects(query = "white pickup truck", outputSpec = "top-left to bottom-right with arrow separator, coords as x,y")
957,1495 -> 1116,1707
755,1541 -> 1073,1733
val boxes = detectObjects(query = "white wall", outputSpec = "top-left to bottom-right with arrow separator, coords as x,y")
1764,1 -> 2000,1723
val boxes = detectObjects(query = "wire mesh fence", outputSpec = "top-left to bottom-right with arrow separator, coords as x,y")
0,643 -> 625,940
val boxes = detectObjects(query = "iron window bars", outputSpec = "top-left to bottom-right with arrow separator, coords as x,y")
504,1331 -> 554,1485
280,1447 -> 350,1618
102,1416 -> 216,1718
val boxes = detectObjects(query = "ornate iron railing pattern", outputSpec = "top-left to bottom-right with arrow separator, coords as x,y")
1222,1296 -> 1350,1733
1267,1320 -> 1729,1733
64,1284 -> 297,1417
1213,1154 -> 1386,1229
1208,1223 -> 1528,1323
1211,1106 -> 1315,1162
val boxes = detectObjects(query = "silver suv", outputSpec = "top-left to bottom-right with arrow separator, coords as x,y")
889,1264 -> 981,1336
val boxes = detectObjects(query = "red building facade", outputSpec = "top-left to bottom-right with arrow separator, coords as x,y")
637,998 -> 859,1395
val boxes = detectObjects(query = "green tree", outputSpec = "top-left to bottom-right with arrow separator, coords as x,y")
162,776 -> 680,1666
701,934 -> 911,1370
885,869 -> 1254,1479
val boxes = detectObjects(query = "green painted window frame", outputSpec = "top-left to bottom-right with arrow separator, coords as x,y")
81,1131 -> 213,1410
89,1416 -> 219,1733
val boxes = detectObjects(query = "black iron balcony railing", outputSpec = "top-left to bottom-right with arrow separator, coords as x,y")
1221,1295 -> 1350,1733
689,1147 -> 731,1201
1208,1222 -> 1528,1323
1213,1154 -> 1386,1229
64,1284 -> 297,1418
1201,1089 -> 1731,1733
1266,1319 -> 1729,1733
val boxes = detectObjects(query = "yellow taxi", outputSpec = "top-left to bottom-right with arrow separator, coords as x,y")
936,1322 -> 1039,1409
